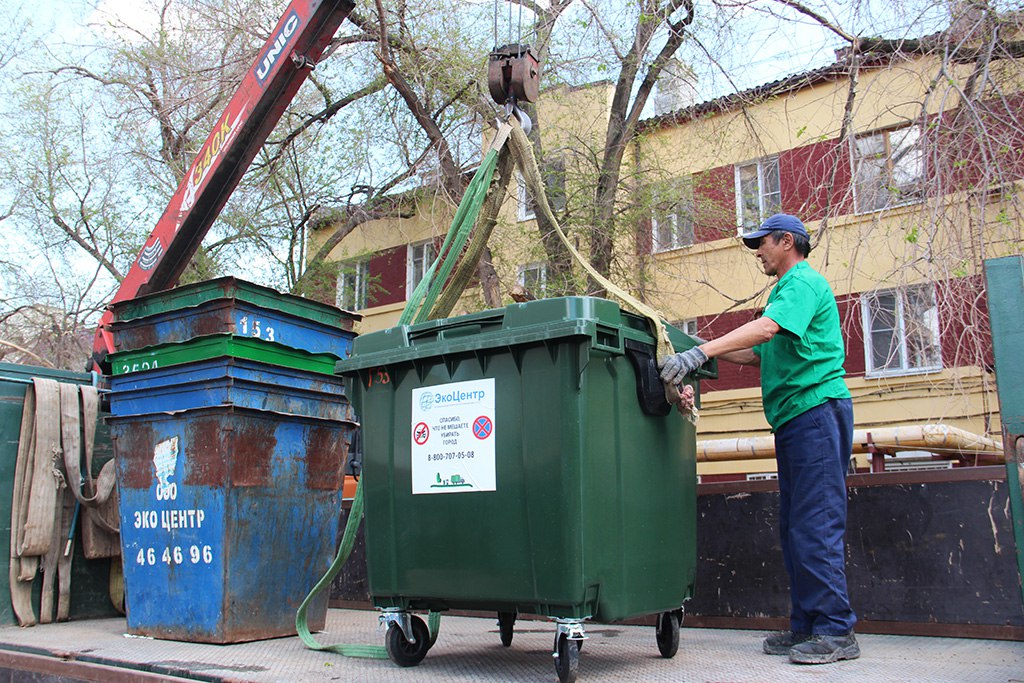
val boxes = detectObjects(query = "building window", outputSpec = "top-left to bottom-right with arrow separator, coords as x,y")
518,262 -> 547,297
517,157 -> 565,221
407,240 -> 436,294
652,178 -> 694,252
852,125 -> 924,213
517,173 -> 535,222
545,157 -> 567,215
671,318 -> 699,337
735,156 -> 780,234
861,284 -> 941,377
337,259 -> 369,310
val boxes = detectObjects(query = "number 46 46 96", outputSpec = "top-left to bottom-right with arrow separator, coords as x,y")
136,545 -> 213,566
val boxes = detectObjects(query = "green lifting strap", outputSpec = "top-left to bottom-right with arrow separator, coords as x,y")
298,124 -> 510,659
400,146 -> 501,325
295,477 -> 441,657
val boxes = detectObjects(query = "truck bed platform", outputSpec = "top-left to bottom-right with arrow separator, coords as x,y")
0,609 -> 1020,682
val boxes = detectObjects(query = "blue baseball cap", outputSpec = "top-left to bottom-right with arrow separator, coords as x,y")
742,213 -> 809,249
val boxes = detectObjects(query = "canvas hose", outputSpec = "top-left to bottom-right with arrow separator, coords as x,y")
10,379 -> 118,626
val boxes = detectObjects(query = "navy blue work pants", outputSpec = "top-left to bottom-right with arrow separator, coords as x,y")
774,397 -> 856,635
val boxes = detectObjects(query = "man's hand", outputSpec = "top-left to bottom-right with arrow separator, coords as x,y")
659,347 -> 709,385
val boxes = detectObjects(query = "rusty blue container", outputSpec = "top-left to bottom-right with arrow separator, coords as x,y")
108,276 -> 359,358
108,405 -> 353,643
108,357 -> 352,421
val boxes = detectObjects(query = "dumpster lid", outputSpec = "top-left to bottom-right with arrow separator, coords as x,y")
109,276 -> 362,327
108,334 -> 339,376
335,297 -> 703,374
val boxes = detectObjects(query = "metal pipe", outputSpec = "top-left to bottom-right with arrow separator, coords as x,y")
696,423 -> 1003,462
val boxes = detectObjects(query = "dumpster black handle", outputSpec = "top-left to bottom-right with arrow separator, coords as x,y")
623,338 -> 672,417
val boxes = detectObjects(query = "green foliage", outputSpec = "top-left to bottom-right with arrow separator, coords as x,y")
292,259 -> 342,306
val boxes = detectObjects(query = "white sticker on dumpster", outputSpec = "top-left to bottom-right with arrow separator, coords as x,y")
411,378 -> 495,494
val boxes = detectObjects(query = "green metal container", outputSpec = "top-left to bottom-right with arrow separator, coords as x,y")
108,335 -> 338,376
984,256 -> 1024,607
337,297 -> 711,623
0,362 -> 121,625
109,276 -> 357,329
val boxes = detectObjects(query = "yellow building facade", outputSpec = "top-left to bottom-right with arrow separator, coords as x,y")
313,41 -> 1022,479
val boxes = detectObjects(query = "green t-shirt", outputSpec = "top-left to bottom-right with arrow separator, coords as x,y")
753,260 -> 850,430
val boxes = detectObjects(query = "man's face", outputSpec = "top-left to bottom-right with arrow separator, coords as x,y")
754,232 -> 789,277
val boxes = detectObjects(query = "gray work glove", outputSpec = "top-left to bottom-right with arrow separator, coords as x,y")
659,347 -> 709,386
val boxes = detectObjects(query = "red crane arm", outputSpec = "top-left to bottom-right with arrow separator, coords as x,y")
90,0 -> 355,371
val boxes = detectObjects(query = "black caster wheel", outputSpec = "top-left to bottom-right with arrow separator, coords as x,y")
655,609 -> 681,658
498,611 -> 516,647
553,632 -> 579,683
385,615 -> 431,667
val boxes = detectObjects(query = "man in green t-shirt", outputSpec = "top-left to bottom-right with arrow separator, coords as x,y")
659,213 -> 858,665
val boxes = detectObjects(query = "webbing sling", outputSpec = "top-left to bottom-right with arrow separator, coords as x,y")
11,379 -> 122,626
11,379 -> 76,625
505,119 -> 699,421
505,120 -> 676,360
294,126 -> 514,658
295,478 -> 441,657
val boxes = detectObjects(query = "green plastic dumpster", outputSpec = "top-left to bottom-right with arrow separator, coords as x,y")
336,297 -> 713,681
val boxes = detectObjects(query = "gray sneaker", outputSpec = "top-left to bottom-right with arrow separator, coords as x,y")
789,633 -> 861,664
762,630 -> 811,655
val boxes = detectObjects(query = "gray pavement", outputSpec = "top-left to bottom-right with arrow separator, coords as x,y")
0,609 -> 1021,682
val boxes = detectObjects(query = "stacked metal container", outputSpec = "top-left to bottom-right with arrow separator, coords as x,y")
105,277 -> 359,643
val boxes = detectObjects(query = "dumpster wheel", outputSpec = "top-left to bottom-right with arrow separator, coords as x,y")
385,615 -> 431,667
553,632 -> 580,683
655,609 -> 682,658
498,611 -> 516,647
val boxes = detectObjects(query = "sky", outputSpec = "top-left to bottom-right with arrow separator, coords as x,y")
16,0 -> 963,112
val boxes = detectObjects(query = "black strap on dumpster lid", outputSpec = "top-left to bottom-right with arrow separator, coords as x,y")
624,338 -> 673,417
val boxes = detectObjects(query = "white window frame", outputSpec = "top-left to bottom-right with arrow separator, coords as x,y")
852,125 -> 925,214
517,261 -> 547,297
861,284 -> 942,378
652,178 -> 695,253
517,173 -> 535,221
407,240 -> 436,294
337,259 -> 370,311
545,156 -> 567,215
671,318 -> 699,337
735,156 -> 781,235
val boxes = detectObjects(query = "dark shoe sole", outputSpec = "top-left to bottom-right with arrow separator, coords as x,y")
763,642 -> 794,655
763,633 -> 810,655
789,642 -> 861,664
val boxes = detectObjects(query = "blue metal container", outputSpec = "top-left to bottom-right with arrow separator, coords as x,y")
110,297 -> 358,358
108,405 -> 352,643
108,357 -> 352,421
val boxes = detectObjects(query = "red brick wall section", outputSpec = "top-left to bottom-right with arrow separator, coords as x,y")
637,215 -> 654,255
698,295 -> 868,394
368,245 -> 406,307
779,139 -> 854,222
936,275 -> 994,371
932,92 -> 1024,194
838,294 -> 867,378
695,309 -> 764,392
693,166 -> 737,244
